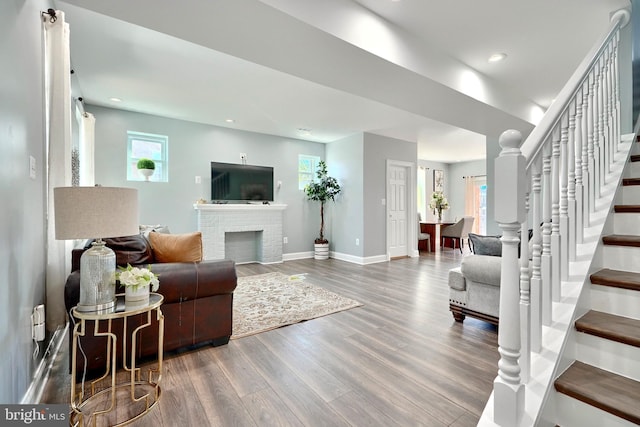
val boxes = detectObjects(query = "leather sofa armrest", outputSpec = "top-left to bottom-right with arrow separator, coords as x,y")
135,259 -> 236,304
64,259 -> 237,308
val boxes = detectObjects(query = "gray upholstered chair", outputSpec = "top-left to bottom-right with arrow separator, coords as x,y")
417,213 -> 431,252
441,216 -> 474,253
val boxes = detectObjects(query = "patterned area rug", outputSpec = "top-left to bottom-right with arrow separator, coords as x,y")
231,272 -> 363,339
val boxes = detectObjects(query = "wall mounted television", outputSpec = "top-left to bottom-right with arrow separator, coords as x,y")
210,162 -> 274,202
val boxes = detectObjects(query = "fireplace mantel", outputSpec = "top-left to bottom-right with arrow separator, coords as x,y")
194,203 -> 287,263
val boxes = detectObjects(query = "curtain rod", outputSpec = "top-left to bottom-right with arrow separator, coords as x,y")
462,174 -> 486,179
42,9 -> 57,23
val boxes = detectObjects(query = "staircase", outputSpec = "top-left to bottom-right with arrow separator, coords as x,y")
553,139 -> 640,427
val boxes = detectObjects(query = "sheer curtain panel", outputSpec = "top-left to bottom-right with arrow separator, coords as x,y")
44,10 -> 72,330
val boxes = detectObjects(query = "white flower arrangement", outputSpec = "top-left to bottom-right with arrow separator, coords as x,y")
116,264 -> 159,292
429,191 -> 449,213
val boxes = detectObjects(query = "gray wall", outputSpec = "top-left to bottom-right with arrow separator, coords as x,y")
362,133 -> 417,258
1,0 -> 51,403
417,159 -> 451,222
88,105 -> 326,255
485,135 -> 501,235
447,159 -> 486,222
325,134 -> 364,256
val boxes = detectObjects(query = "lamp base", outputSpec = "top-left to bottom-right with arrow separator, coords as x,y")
77,239 -> 116,313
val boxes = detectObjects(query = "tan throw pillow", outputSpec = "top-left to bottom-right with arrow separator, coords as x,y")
149,231 -> 203,263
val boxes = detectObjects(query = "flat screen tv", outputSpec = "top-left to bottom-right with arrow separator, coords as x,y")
210,162 -> 274,202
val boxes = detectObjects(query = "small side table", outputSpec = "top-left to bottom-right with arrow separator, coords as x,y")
70,293 -> 164,427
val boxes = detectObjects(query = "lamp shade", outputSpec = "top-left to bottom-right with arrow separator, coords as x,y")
54,187 -> 139,240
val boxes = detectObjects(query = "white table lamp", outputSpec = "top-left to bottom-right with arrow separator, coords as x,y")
54,187 -> 139,312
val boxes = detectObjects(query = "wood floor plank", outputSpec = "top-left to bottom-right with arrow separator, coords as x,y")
233,335 -> 351,426
183,350 -> 259,427
41,251 -> 498,426
210,342 -> 270,398
256,331 -> 353,402
241,388 -> 306,427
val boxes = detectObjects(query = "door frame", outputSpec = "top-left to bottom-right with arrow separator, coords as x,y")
386,159 -> 417,259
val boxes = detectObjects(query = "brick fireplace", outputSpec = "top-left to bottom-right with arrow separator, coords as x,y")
194,203 -> 287,264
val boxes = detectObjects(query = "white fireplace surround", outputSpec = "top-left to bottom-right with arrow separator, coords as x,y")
194,203 -> 286,264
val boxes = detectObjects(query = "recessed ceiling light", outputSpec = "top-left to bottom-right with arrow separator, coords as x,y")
109,97 -> 122,102
225,119 -> 235,123
488,53 -> 507,63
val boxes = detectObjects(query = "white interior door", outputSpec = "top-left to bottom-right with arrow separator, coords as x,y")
388,164 -> 408,258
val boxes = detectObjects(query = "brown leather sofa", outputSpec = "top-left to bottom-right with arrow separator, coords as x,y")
64,234 -> 237,378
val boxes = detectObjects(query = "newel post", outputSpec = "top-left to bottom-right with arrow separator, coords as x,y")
493,130 -> 526,426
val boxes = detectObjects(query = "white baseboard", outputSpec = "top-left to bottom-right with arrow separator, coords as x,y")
282,251 -> 389,265
282,251 -> 314,261
330,251 -> 388,265
21,324 -> 67,404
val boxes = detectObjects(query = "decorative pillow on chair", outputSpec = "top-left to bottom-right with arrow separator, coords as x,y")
148,231 -> 203,263
468,233 -> 502,257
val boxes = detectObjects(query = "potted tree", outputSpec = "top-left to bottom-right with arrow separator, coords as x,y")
137,158 -> 155,181
304,161 -> 341,259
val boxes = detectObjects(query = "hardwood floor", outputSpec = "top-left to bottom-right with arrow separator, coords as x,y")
42,249 -> 499,426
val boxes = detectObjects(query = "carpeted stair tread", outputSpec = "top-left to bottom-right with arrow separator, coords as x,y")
575,310 -> 640,348
602,234 -> 640,247
614,204 -> 640,213
590,268 -> 640,291
622,177 -> 640,186
554,361 -> 640,425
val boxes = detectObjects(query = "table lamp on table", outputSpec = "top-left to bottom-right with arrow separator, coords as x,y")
54,186 -> 139,312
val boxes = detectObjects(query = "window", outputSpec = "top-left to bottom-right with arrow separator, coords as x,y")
298,154 -> 320,190
127,131 -> 168,182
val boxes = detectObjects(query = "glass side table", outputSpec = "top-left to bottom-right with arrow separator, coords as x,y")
70,293 -> 164,427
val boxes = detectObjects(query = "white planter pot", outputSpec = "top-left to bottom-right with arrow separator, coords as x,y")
138,168 -> 154,181
125,285 -> 150,302
314,242 -> 329,260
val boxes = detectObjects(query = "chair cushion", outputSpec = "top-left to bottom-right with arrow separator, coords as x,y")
468,233 -> 502,256
149,231 -> 203,263
461,255 -> 502,287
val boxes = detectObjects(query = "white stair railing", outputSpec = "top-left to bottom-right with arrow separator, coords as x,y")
491,9 -> 630,426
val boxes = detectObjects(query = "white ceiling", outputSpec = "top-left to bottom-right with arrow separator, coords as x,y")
57,0 -> 629,163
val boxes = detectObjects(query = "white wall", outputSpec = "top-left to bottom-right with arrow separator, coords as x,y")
0,0 -> 51,403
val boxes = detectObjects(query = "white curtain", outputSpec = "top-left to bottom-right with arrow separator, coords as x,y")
76,104 -> 96,186
464,175 -> 486,235
44,10 -> 72,330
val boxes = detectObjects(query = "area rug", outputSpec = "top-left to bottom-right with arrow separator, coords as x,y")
231,272 -> 363,339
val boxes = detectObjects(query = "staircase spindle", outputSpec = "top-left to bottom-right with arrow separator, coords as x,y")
568,101 -> 577,261
594,61 -> 603,198
530,158 -> 543,353
575,89 -> 585,244
551,126 -> 561,301
541,140 -> 553,326
560,113 -> 570,280
581,82 -> 591,227
520,188 -> 531,382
